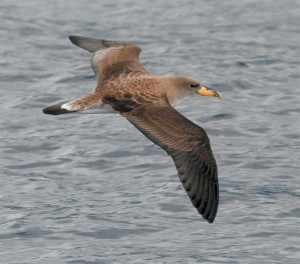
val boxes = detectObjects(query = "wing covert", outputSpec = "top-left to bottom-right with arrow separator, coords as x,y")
123,102 -> 219,223
69,36 -> 149,86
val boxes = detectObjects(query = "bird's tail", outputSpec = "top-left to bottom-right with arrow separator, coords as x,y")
42,92 -> 103,115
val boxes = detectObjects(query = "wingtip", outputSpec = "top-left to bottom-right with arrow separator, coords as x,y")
68,35 -> 102,53
69,35 -> 78,43
67,35 -> 129,53
198,208 -> 216,223
201,194 -> 218,224
68,35 -> 81,46
206,214 -> 216,224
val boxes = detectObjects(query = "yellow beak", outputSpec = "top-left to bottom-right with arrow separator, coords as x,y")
198,86 -> 221,98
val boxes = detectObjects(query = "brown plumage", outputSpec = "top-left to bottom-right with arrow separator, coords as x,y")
43,36 -> 221,223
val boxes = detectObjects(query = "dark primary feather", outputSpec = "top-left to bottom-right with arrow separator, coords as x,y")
121,100 -> 219,223
69,35 -> 127,53
69,35 -> 149,86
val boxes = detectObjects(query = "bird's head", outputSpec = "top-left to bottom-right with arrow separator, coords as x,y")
164,76 -> 221,102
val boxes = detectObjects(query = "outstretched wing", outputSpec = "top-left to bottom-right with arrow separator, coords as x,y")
121,101 -> 219,223
69,36 -> 150,87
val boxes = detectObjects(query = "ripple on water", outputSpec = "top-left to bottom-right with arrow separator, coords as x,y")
1,0 -> 300,263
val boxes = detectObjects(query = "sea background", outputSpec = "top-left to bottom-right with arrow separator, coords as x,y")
0,0 -> 299,263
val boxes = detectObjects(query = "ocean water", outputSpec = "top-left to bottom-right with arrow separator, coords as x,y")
1,0 -> 299,263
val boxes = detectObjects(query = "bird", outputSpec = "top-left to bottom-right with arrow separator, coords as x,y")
43,36 -> 221,223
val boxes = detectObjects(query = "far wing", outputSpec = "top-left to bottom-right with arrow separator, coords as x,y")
69,36 -> 149,87
123,102 -> 219,223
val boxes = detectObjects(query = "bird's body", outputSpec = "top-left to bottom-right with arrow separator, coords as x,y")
43,36 -> 221,223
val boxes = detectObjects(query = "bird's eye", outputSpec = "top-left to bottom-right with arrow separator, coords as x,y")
190,83 -> 200,88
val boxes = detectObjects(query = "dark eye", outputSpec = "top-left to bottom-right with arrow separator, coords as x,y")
190,83 -> 200,88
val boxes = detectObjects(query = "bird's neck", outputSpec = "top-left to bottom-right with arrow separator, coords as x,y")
157,76 -> 193,105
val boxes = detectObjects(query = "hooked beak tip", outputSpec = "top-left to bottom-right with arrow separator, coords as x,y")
214,91 -> 222,99
198,86 -> 221,99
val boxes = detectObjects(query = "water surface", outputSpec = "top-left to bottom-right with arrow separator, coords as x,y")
1,0 -> 300,263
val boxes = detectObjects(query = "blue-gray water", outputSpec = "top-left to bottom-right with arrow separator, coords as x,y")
1,0 -> 299,263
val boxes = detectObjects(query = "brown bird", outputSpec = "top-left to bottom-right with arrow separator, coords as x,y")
43,36 -> 221,223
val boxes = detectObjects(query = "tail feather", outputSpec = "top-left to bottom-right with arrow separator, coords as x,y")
69,36 -> 127,53
43,104 -> 76,115
42,92 -> 104,115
